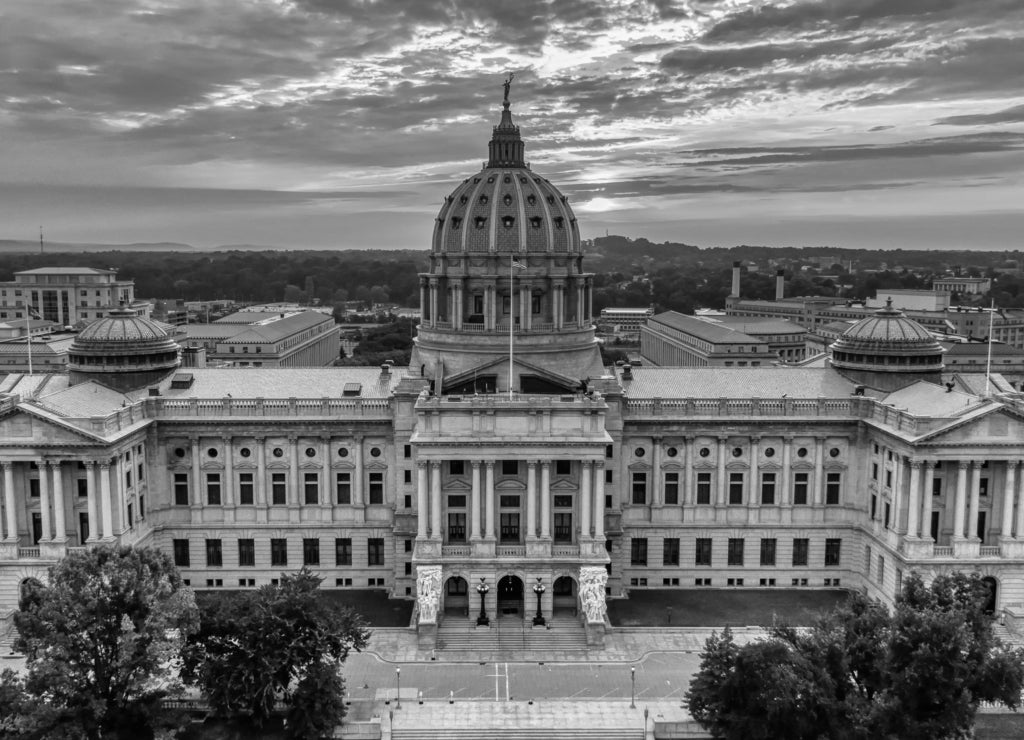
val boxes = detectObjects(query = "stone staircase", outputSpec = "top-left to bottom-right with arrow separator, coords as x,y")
437,615 -> 587,655
0,611 -> 17,654
391,729 -> 644,740
992,621 -> 1023,648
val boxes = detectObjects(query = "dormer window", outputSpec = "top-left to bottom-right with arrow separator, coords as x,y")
553,216 -> 564,229
503,175 -> 512,184
529,216 -> 542,228
502,216 -> 515,228
474,216 -> 487,229
479,195 -> 489,204
459,195 -> 468,204
546,195 -> 555,205
526,194 -> 537,206
503,193 -> 513,206
451,216 -> 462,230
487,176 -> 495,183
519,176 -> 528,184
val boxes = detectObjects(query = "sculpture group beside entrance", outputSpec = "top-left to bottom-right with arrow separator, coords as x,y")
579,566 -> 608,623
416,565 -> 442,624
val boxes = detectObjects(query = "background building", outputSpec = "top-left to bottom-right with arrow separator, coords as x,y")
0,267 -> 148,325
181,310 -> 340,367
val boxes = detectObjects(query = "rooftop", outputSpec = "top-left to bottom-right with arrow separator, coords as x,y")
13,267 -> 118,276
619,366 -> 858,399
649,311 -> 760,344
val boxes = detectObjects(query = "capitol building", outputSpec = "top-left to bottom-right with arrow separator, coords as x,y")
2,90 -> 1024,646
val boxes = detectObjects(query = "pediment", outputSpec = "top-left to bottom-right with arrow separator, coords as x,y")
495,479 -> 526,491
299,461 -> 323,470
917,407 -> 1024,447
627,461 -> 651,471
0,407 -> 107,448
365,461 -> 388,471
201,461 -> 225,471
550,478 -> 578,491
443,479 -> 472,492
266,461 -> 290,470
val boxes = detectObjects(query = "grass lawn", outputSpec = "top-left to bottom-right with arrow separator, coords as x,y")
607,588 -> 850,627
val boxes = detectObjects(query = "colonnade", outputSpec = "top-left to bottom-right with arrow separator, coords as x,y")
0,460 -> 115,543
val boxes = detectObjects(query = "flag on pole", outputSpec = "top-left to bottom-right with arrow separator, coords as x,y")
511,260 -> 526,270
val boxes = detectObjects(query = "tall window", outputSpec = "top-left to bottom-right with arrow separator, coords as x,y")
499,512 -> 520,542
664,472 -> 679,505
174,473 -> 189,506
335,537 -> 352,566
303,538 -> 320,566
336,472 -> 351,504
238,539 -> 255,567
696,473 -> 711,505
825,472 -> 841,505
206,473 -> 221,506
793,472 -> 809,505
630,537 -> 648,566
271,473 -> 287,505
695,538 -> 712,566
553,513 -> 572,542
303,473 -> 319,505
727,538 -> 744,566
792,538 -> 809,566
238,473 -> 254,505
760,472 -> 776,505
502,460 -> 519,476
447,513 -> 466,542
368,472 -> 384,505
173,539 -> 190,567
663,538 -> 679,566
555,460 -> 572,476
205,539 -> 222,567
824,538 -> 842,566
631,472 -> 647,505
368,538 -> 384,566
728,472 -> 744,505
271,538 -> 287,566
760,538 -> 776,566
449,460 -> 465,476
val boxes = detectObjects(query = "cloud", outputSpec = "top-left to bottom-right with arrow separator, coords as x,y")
934,103 -> 1024,126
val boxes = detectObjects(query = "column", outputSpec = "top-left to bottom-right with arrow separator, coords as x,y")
580,461 -> 592,538
921,462 -> 935,540
552,284 -> 562,330
968,461 -> 982,540
190,437 -> 201,508
353,436 -> 364,506
780,438 -> 792,506
321,437 -> 332,507
470,462 -> 481,540
38,460 -> 52,541
716,437 -> 727,505
419,280 -> 428,324
813,440 -> 825,506
540,461 -> 551,539
223,437 -> 234,507
1001,461 -> 1017,540
49,462 -> 66,542
587,278 -> 593,325
683,437 -> 694,506
526,461 -> 538,540
99,462 -> 113,539
84,462 -> 98,542
593,461 -> 605,540
484,462 -> 496,539
1016,462 -> 1024,538
953,461 -> 968,539
416,461 -> 428,538
651,439 -> 662,506
892,455 -> 904,532
429,279 -> 438,327
576,281 -> 585,328
430,461 -> 441,538
906,461 -> 922,539
3,464 -> 16,541
255,438 -> 267,506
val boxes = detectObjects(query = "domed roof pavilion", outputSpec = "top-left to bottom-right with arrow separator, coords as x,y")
68,308 -> 180,392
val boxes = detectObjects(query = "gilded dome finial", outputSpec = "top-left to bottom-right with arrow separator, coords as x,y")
503,72 -> 514,107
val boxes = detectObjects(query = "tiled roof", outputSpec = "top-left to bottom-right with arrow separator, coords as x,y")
649,312 -> 758,344
34,382 -> 134,418
881,381 -> 980,418
619,367 -> 857,399
710,317 -> 806,335
139,366 -> 408,400
14,267 -> 116,276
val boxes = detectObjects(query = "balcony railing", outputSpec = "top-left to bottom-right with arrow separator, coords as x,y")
441,545 -> 471,557
496,546 -> 526,557
551,545 -> 580,557
17,547 -> 40,558
980,546 -> 1001,557
932,546 -> 954,557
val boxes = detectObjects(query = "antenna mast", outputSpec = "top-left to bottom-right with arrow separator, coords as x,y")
39,226 -> 44,254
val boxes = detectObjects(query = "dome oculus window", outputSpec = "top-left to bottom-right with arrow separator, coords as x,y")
519,176 -> 528,184
829,447 -> 841,458
479,194 -> 489,204
337,448 -> 349,458
797,447 -> 808,458
501,216 -> 515,228
474,217 -> 487,229
174,447 -> 186,458
699,447 -> 711,457
370,447 -> 382,458
529,216 -> 542,228
487,176 -> 494,183
546,195 -> 555,205
732,447 -> 742,457
503,193 -> 512,206
272,447 -> 284,458
635,448 -> 645,458
459,195 -> 468,204
207,448 -> 219,458
553,216 -> 564,229
526,194 -> 536,205
240,448 -> 251,458
764,447 -> 775,458
450,216 -> 462,230
666,447 -> 678,458
305,447 -> 317,458
503,175 -> 511,184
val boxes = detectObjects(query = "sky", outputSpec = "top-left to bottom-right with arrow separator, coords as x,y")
1,0 -> 1023,252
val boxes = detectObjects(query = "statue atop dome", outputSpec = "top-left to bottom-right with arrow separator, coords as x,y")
502,72 -> 514,106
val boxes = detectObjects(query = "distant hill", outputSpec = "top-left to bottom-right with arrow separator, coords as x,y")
0,239 -> 198,253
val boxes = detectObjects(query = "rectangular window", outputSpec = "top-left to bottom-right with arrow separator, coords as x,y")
664,472 -> 679,505
695,538 -> 712,566
696,472 -> 712,505
727,538 -> 744,566
404,470 -> 412,484
173,539 -> 190,567
500,512 -> 520,542
825,538 -> 841,567
553,512 -> 572,542
238,472 -> 254,505
303,472 -> 319,505
885,470 -> 892,488
303,538 -> 320,566
271,473 -> 287,505
449,460 -> 465,476
368,472 -> 384,504
728,472 -> 744,505
662,538 -> 679,566
368,538 -> 385,566
630,537 -> 648,566
238,539 -> 255,567
555,460 -> 572,476
793,472 -> 809,505
336,472 -> 351,504
553,495 -> 572,508
760,472 -> 776,505
980,478 -> 989,497
335,538 -> 352,566
872,462 -> 878,480
206,473 -> 221,506
825,472 -> 841,505
631,472 -> 647,505
932,478 -> 942,497
271,538 -> 287,566
174,473 -> 189,506
404,444 -> 411,459
447,495 -> 466,507
77,478 -> 88,497
502,460 -> 518,476
205,539 -> 223,567
760,538 -> 776,566
447,513 -> 466,542
792,538 -> 809,566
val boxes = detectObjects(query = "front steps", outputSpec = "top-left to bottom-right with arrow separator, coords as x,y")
437,615 -> 588,656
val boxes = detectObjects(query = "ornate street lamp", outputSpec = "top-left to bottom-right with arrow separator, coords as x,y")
395,667 -> 401,709
476,577 -> 490,626
532,577 -> 546,626
630,666 -> 636,708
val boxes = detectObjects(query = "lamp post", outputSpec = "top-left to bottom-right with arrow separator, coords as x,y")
532,577 -> 546,626
395,667 -> 401,709
630,666 -> 636,708
476,577 -> 490,626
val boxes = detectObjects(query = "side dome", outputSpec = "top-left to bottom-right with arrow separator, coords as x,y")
68,308 -> 181,392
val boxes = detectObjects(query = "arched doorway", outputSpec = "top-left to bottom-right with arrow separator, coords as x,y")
553,576 -> 578,617
981,576 -> 998,616
444,576 -> 469,617
497,575 -> 524,615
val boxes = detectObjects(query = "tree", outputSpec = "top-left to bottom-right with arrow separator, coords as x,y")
183,569 -> 369,736
11,545 -> 199,739
686,572 -> 1024,740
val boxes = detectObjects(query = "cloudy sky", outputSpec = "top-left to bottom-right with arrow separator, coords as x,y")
2,0 -> 1023,251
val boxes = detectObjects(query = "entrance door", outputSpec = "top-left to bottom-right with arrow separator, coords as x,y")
497,575 -> 524,615
79,512 -> 90,545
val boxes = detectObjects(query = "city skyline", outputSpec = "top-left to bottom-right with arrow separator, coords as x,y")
2,0 -> 1023,252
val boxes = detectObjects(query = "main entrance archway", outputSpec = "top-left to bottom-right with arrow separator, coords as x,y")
553,576 -> 578,616
444,576 -> 469,616
498,575 -> 524,615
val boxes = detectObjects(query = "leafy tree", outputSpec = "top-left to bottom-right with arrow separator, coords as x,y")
183,569 -> 369,736
686,572 -> 1024,740
11,545 -> 199,740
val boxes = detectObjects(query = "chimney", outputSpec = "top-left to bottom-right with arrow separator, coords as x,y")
730,261 -> 741,298
775,269 -> 785,301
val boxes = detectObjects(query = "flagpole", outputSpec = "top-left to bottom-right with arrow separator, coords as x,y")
26,313 -> 33,376
509,253 -> 514,400
984,298 -> 995,397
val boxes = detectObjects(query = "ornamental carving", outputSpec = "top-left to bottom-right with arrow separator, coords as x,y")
416,565 -> 442,624
579,566 -> 608,623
